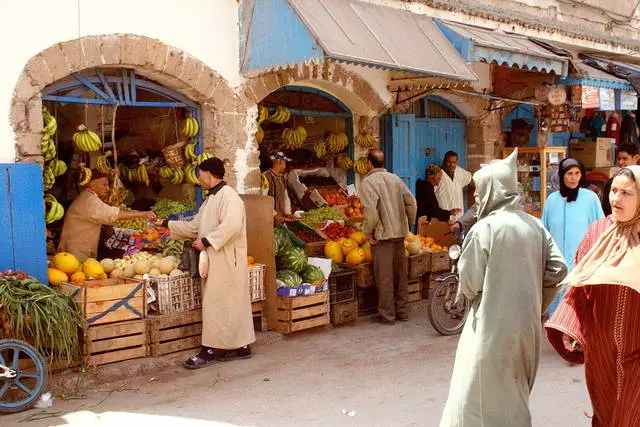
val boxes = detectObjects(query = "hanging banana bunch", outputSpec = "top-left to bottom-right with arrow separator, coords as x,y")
257,106 -> 269,124
327,132 -> 349,153
96,151 -> 114,174
313,139 -> 327,158
159,166 -> 175,180
282,126 -> 307,150
42,107 -> 57,137
170,168 -> 184,185
78,165 -> 92,186
50,159 -> 67,177
127,164 -> 150,186
267,106 -> 291,124
43,165 -> 55,191
184,163 -> 199,185
44,194 -> 64,224
184,140 -> 198,161
41,134 -> 57,162
72,125 -> 102,152
353,156 -> 370,176
196,152 -> 215,165
41,107 -> 58,161
355,132 -> 375,148
181,115 -> 200,138
336,154 -> 354,170
255,126 -> 264,144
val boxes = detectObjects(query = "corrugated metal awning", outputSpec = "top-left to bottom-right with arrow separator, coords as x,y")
240,0 -> 477,81
436,20 -> 569,76
559,60 -> 633,90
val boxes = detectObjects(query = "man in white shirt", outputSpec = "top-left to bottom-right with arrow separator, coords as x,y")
434,151 -> 472,221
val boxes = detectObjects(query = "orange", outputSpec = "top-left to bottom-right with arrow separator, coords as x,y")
247,256 -> 255,265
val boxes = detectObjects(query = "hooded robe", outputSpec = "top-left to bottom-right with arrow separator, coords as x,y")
440,150 -> 568,427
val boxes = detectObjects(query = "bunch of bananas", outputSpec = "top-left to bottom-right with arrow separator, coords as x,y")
353,157 -> 370,175
313,139 -> 327,158
78,165 -> 92,186
171,168 -> 184,185
255,126 -> 264,144
267,106 -> 291,124
327,132 -> 349,153
128,164 -> 150,186
42,107 -> 57,137
282,126 -> 307,150
184,164 -> 199,185
162,239 -> 185,258
257,106 -> 269,124
41,107 -> 58,161
355,133 -> 375,148
41,135 -> 57,162
72,125 -> 102,152
196,152 -> 215,165
43,166 -> 55,191
96,151 -> 114,174
44,194 -> 64,224
184,140 -> 198,161
336,154 -> 354,170
181,116 -> 200,138
49,160 -> 67,177
159,166 -> 175,180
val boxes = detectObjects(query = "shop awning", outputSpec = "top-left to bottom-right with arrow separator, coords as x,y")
240,0 -> 477,81
558,59 -> 634,90
435,20 -> 569,76
580,56 -> 640,93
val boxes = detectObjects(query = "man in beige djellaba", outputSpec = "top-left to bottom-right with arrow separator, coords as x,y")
439,149 -> 567,427
158,158 -> 255,369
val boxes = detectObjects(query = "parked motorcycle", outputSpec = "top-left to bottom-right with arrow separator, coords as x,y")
427,232 -> 470,335
0,338 -> 48,413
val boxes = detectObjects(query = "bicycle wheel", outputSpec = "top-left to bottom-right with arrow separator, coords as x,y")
0,339 -> 48,414
427,278 -> 469,336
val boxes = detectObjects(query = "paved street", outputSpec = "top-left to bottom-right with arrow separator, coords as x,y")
4,302 -> 591,427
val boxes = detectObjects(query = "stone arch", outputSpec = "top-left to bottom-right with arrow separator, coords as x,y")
9,33 -> 249,186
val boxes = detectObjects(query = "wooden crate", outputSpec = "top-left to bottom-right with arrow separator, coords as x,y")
430,252 -> 451,272
147,310 -> 202,357
61,278 -> 145,326
330,300 -> 358,325
408,280 -> 422,303
252,300 -> 267,332
408,253 -> 431,279
354,261 -> 374,288
275,292 -> 329,334
84,319 -> 148,366
303,241 -> 326,258
329,268 -> 357,303
357,285 -> 378,316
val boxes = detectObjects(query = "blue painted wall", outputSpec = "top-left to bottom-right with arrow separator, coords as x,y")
0,164 -> 48,283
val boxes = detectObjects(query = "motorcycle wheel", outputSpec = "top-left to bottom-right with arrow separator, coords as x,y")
427,277 -> 469,336
0,339 -> 48,414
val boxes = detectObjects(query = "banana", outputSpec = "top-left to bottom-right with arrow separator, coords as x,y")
52,160 -> 67,177
181,116 -> 200,138
78,166 -> 92,186
336,154 -> 354,170
139,164 -> 149,186
184,164 -> 199,185
171,168 -> 184,185
96,151 -> 113,174
257,106 -> 269,124
159,166 -> 175,180
354,157 -> 370,175
184,141 -> 197,161
196,152 -> 215,165
313,140 -> 327,158
44,194 -> 65,224
255,126 -> 264,144
73,125 -> 102,152
355,133 -> 375,148
43,167 -> 55,190
189,117 -> 199,137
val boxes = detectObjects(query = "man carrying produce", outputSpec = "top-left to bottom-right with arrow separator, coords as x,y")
261,152 -> 296,224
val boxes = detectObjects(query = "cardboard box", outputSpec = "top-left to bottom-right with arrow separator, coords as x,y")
417,218 -> 456,247
569,138 -> 615,168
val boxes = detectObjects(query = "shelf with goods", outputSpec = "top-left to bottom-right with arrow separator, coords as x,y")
502,146 -> 567,218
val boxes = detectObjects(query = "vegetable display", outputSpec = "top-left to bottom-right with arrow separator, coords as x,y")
299,207 -> 346,225
152,199 -> 195,219
277,247 -> 308,273
274,227 -> 293,256
276,270 -> 303,288
301,265 -> 325,285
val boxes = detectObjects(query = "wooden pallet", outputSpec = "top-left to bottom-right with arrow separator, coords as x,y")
147,310 -> 202,357
408,280 -> 422,303
252,300 -> 267,332
275,292 -> 329,334
330,300 -> 357,325
84,319 -> 148,366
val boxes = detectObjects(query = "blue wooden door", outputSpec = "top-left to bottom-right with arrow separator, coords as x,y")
0,163 -> 48,283
416,118 -> 467,173
382,114 -> 418,193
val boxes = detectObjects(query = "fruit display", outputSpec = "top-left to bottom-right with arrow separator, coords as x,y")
327,132 -> 349,153
322,222 -> 354,241
353,156 -> 370,175
313,139 -> 327,158
96,151 -> 114,174
267,106 -> 291,124
335,154 -> 354,170
277,246 -> 308,273
274,226 -> 293,256
41,107 -> 58,162
181,115 -> 200,138
44,194 -> 64,224
106,252 -> 183,279
196,152 -> 215,165
318,188 -> 348,206
115,208 -> 149,230
301,265 -> 325,285
128,163 -> 150,186
343,196 -> 364,219
42,165 -> 55,191
161,239 -> 185,258
355,132 -> 375,148
276,270 -> 303,288
322,228 -> 371,266
184,163 -> 199,185
47,252 -> 107,286
72,124 -> 102,152
184,139 -> 198,161
288,225 -> 324,243
299,206 -> 346,226
257,106 -> 269,124
404,233 -> 448,255
282,126 -> 307,150
152,198 -> 195,218
78,165 -> 92,186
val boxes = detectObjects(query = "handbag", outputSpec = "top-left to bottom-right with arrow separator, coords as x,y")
181,243 -> 200,278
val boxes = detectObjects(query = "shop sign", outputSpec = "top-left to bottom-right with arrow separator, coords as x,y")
535,86 -> 550,102
599,88 -> 615,111
547,87 -> 567,105
581,86 -> 600,109
616,90 -> 638,110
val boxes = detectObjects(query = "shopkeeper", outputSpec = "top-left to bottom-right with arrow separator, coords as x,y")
261,151 -> 296,223
58,169 -> 157,261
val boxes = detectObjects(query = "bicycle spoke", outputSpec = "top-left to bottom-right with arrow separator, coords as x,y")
0,351 -> 5,367
19,372 -> 39,379
12,348 -> 21,370
14,378 -> 34,396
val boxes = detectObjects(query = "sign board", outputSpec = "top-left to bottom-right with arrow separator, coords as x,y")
616,90 -> 638,110
548,87 -> 567,105
535,86 -> 550,102
599,88 -> 615,110
581,86 -> 600,109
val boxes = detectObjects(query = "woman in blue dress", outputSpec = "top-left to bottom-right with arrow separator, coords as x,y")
542,158 -> 604,317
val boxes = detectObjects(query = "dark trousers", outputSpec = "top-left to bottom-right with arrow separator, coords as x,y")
372,238 -> 408,321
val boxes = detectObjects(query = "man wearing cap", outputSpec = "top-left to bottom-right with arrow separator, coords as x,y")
262,152 -> 296,223
58,169 -> 157,261
416,164 -> 461,229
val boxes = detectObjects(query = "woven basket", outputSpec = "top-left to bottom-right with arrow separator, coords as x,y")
162,141 -> 186,168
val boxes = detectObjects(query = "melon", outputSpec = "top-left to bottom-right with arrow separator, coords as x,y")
134,260 -> 151,275
362,241 -> 373,262
346,248 -> 366,266
350,231 -> 367,246
70,271 -> 86,284
53,252 -> 81,275
123,265 -> 135,278
277,247 -> 308,273
407,241 -> 421,255
100,258 -> 116,274
149,268 -> 161,276
48,268 -> 68,287
276,270 -> 303,288
134,274 -> 145,280
169,269 -> 183,276
150,259 -> 162,270
301,265 -> 325,285
110,268 -> 124,279
83,259 -> 106,279
340,238 -> 358,256
159,257 -> 176,274
324,240 -> 343,263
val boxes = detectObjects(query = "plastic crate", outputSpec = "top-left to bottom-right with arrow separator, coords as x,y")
329,267 -> 357,303
248,264 -> 266,302
147,273 -> 202,315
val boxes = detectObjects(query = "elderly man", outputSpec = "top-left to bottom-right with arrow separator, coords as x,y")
416,164 -> 461,229
58,170 -> 156,260
360,149 -> 417,324
435,151 -> 472,221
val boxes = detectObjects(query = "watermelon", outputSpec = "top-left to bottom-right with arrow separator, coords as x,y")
301,265 -> 325,285
277,270 -> 303,288
274,227 -> 292,256
278,247 -> 308,273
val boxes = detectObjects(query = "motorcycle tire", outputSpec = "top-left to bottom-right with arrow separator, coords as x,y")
0,338 -> 48,414
427,277 -> 469,336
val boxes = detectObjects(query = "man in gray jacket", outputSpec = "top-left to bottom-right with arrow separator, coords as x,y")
360,150 -> 417,324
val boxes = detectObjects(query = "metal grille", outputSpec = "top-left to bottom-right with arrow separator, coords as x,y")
425,100 -> 461,119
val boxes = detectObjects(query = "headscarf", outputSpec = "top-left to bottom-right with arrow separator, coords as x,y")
473,149 -> 520,219
565,165 -> 640,293
558,158 -> 587,203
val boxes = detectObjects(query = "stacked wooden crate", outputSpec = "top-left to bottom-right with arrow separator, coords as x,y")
275,292 -> 330,334
329,266 -> 358,326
